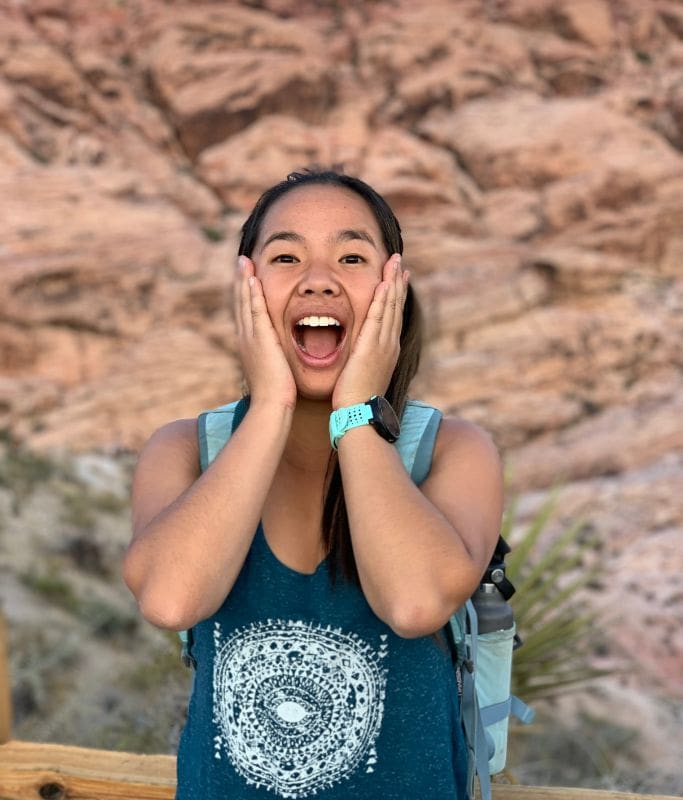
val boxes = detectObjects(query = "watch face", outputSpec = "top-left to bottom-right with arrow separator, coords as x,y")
374,395 -> 401,442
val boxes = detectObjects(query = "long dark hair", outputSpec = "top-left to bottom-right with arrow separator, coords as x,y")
239,169 -> 423,583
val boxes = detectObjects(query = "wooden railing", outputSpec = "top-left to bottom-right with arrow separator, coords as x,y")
1,740 -> 681,800
0,614 -> 680,800
1,741 -> 174,799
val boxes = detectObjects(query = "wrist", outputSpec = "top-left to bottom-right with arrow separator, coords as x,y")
335,423 -> 375,450
329,396 -> 400,450
245,397 -> 295,428
332,393 -> 374,411
247,386 -> 297,414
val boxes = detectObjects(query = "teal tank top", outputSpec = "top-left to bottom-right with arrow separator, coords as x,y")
176,399 -> 468,799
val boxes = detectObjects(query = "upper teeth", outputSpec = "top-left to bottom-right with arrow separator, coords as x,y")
296,316 -> 341,327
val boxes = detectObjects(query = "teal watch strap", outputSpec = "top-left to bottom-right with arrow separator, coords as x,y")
329,401 -> 374,450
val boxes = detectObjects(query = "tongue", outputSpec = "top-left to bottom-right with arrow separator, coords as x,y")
302,327 -> 338,358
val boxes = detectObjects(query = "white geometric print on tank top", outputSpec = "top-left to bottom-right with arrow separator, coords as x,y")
211,619 -> 388,798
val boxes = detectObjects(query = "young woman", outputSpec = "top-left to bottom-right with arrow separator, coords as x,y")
123,170 -> 503,799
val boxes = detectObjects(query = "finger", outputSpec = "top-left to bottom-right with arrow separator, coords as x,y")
380,254 -> 401,346
247,274 -> 274,339
239,256 -> 256,338
369,255 -> 394,322
391,266 -> 408,343
234,256 -> 246,338
366,279 -> 389,327
379,258 -> 397,345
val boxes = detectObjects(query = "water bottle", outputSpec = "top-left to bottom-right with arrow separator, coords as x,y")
468,553 -> 517,774
470,581 -> 515,635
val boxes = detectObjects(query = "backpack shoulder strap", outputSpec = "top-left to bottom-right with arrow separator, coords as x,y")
395,400 -> 443,483
197,398 -> 247,471
180,397 -> 247,667
200,397 -> 441,478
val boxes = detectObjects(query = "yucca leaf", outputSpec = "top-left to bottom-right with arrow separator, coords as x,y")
503,486 -> 614,703
516,606 -> 600,659
516,669 -> 611,698
515,661 -> 606,685
515,648 -> 599,673
506,487 -> 561,577
511,552 -> 586,620
511,555 -> 597,623
518,605 -> 582,638
515,612 -> 598,661
518,666 -> 611,687
500,493 -> 518,542
518,611 -> 597,654
512,516 -> 587,599
520,569 -> 599,630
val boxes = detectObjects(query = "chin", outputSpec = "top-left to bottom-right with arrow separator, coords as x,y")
295,387 -> 335,404
288,359 -> 343,404
293,376 -> 337,404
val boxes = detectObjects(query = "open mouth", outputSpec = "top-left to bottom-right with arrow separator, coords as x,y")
293,315 -> 345,361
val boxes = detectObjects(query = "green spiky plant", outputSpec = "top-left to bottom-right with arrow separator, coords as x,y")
503,489 -> 611,702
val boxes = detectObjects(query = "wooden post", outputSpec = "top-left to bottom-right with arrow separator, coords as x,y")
0,608 -> 11,744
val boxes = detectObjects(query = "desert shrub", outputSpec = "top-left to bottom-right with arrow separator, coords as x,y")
0,434 -> 56,513
505,490 -> 610,702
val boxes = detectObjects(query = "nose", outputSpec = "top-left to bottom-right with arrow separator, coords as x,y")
296,260 -> 340,296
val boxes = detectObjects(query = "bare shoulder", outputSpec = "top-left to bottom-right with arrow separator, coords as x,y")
139,418 -> 199,464
432,416 -> 502,471
131,418 -> 200,536
420,415 -> 503,568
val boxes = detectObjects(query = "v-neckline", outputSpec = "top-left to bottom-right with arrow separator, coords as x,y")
257,524 -> 329,578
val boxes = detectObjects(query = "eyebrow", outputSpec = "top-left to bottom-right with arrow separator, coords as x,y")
259,228 -> 378,253
259,231 -> 304,252
333,229 -> 378,248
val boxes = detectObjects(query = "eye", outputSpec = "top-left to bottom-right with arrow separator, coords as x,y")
340,254 -> 365,265
272,254 -> 299,264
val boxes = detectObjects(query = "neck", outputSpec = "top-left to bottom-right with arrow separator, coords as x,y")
283,397 -> 334,474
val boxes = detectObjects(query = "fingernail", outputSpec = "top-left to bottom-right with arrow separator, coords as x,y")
238,255 -> 245,271
395,255 -> 402,270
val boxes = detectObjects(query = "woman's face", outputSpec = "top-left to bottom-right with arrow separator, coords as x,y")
251,184 -> 390,401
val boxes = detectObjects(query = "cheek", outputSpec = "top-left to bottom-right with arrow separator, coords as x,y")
258,274 -> 287,316
354,275 -> 381,318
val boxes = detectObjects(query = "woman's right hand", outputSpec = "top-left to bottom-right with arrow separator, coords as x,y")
235,255 -> 297,411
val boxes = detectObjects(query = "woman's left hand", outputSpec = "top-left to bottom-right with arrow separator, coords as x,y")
332,254 -> 408,410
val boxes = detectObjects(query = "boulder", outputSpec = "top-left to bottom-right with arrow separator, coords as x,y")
419,94 -> 683,190
143,6 -> 334,158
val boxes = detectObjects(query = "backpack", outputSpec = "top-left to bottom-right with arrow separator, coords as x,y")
179,398 -> 534,800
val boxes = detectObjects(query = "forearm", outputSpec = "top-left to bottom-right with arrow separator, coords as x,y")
338,426 -> 484,637
124,403 -> 292,629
